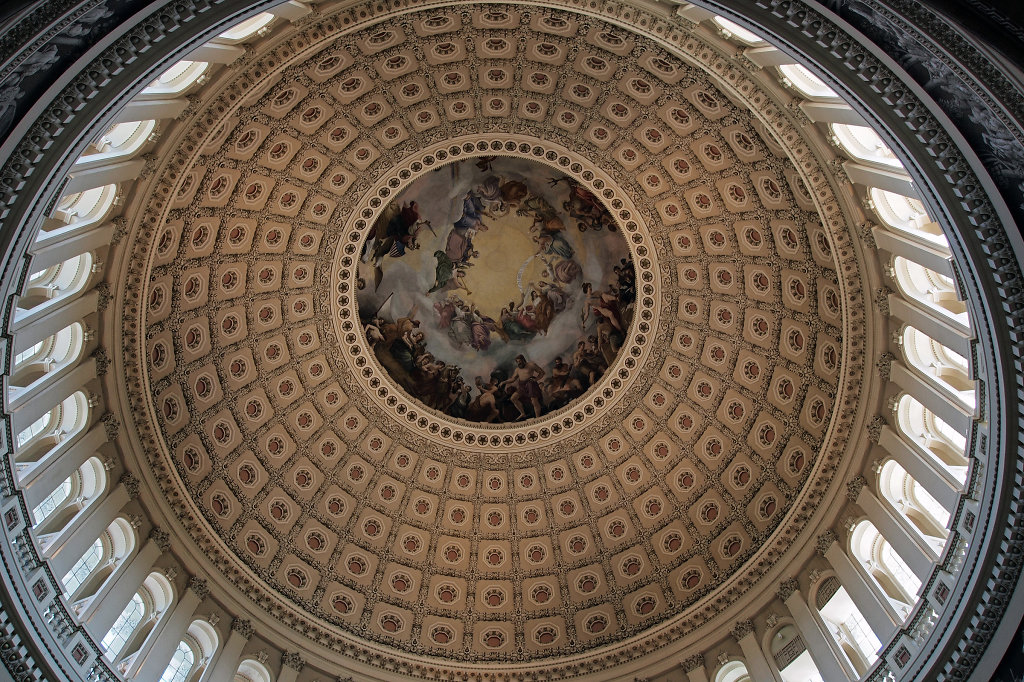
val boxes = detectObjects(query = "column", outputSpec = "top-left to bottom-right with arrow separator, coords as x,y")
278,652 -> 305,682
128,577 -> 209,681
205,618 -> 253,682
19,421 -> 107,509
27,223 -> 113,276
9,288 -> 98,341
743,45 -> 791,68
890,362 -> 973,432
63,158 -> 145,195
733,620 -> 782,682
873,228 -> 954,277
876,432 -> 962,511
111,98 -> 188,125
800,101 -> 865,126
8,357 -> 96,431
888,296 -> 972,358
680,655 -> 708,682
818,531 -> 900,640
186,42 -> 245,65
40,474 -> 134,577
779,580 -> 855,681
843,161 -> 916,196
850,477 -> 937,581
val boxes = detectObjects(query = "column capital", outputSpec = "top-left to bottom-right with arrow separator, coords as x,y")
120,471 -> 140,499
187,576 -> 210,600
681,653 -> 704,672
846,475 -> 867,501
231,617 -> 255,639
282,651 -> 306,672
867,415 -> 886,444
778,577 -> 800,601
816,529 -> 837,555
730,619 -> 754,640
149,526 -> 171,552
101,411 -> 120,440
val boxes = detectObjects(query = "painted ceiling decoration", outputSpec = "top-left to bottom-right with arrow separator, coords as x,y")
1,0 -> 1022,681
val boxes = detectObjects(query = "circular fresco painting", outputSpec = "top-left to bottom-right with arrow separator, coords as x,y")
357,156 -> 634,423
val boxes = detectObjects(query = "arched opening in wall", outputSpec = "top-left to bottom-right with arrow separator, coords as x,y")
878,460 -> 951,550
143,61 -> 209,97
714,659 -> 752,682
14,391 -> 90,473
895,394 -> 969,482
234,658 -> 272,682
777,63 -> 838,99
8,322 -> 87,398
769,624 -> 823,682
181,619 -> 219,682
814,576 -> 881,675
48,184 -> 118,231
84,120 -> 157,159
892,256 -> 968,326
711,16 -> 766,45
159,640 -> 196,682
868,188 -> 945,245
831,124 -> 902,168
32,456 -> 106,540
17,252 -> 95,316
62,516 -> 136,605
103,571 -> 174,664
900,325 -> 975,408
850,520 -> 919,620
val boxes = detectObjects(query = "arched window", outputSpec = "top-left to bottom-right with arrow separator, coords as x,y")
62,517 -> 136,603
778,63 -> 838,99
892,256 -> 969,326
234,659 -> 272,682
14,391 -> 90,465
32,476 -> 71,524
895,394 -> 969,481
712,16 -> 766,45
32,457 -> 107,541
103,593 -> 145,660
143,61 -> 209,96
18,252 -> 95,316
850,520 -> 919,618
831,124 -> 902,167
217,12 -> 275,42
879,460 -> 951,549
62,538 -> 103,596
901,325 -> 974,407
714,660 -> 752,682
84,120 -> 157,158
159,640 -> 196,682
49,184 -> 118,227
868,188 -> 947,247
769,624 -> 824,682
815,578 -> 880,675
12,322 -> 84,372
17,413 -> 52,449
103,571 -> 174,663
184,619 -> 219,682
8,322 -> 87,397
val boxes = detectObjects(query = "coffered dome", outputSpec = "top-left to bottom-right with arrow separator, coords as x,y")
0,1 -> 1021,682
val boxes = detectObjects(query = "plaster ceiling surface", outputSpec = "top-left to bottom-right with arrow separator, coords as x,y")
116,0 -> 870,674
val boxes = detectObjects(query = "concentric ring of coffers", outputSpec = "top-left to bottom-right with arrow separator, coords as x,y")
126,0 -> 866,670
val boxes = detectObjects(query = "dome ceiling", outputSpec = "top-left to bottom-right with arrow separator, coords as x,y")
120,1 -> 868,673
